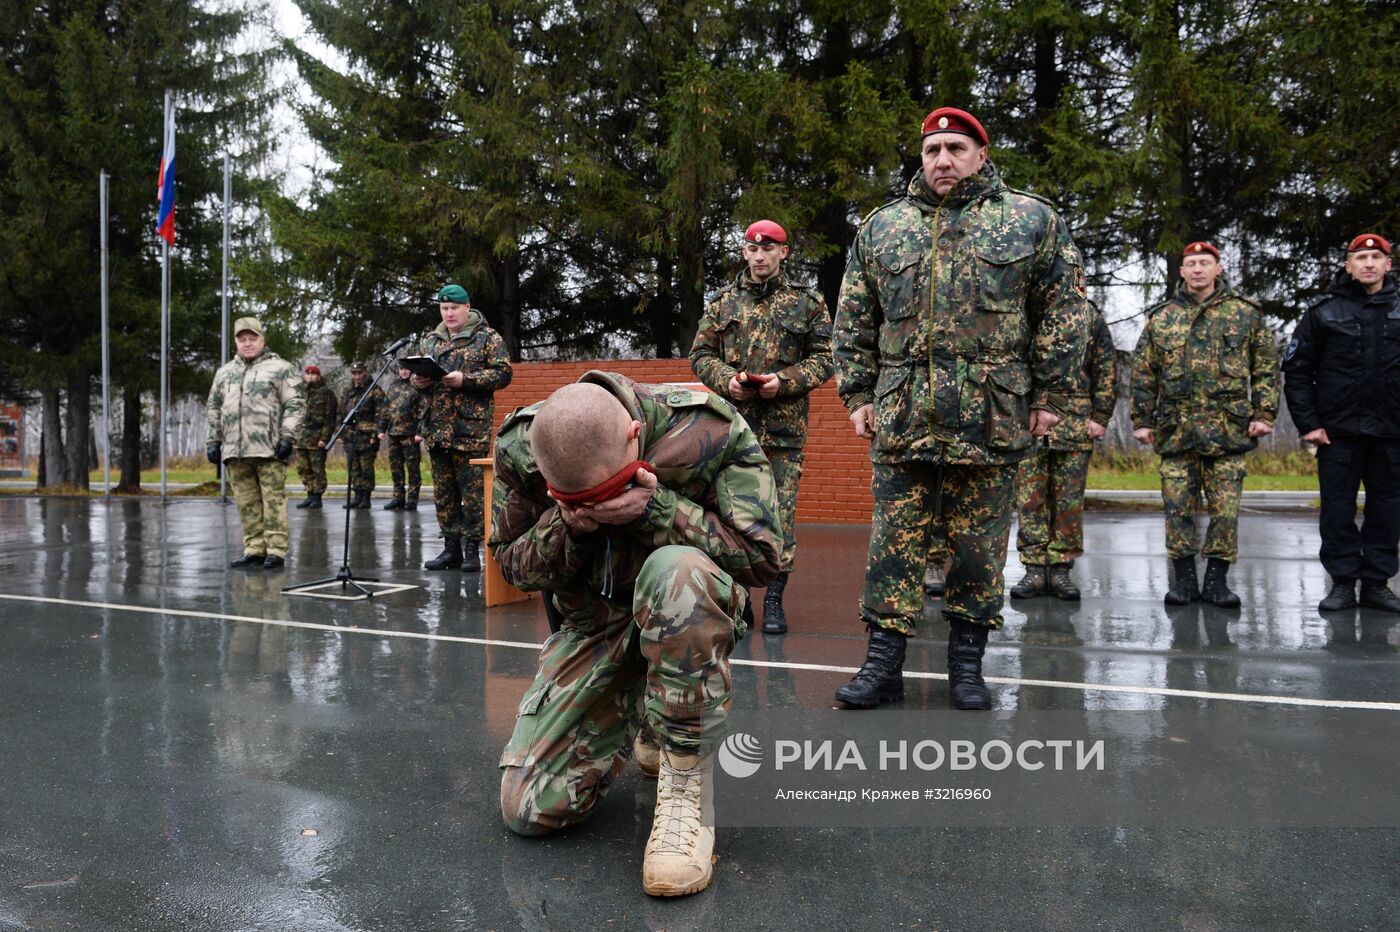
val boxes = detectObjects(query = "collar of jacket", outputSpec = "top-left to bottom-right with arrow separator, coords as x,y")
906,160 -> 1006,214
1173,277 -> 1237,310
1330,270 -> 1398,303
433,310 -> 483,342
737,268 -> 786,299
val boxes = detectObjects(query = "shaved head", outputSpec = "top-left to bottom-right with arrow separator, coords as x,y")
532,383 -> 640,492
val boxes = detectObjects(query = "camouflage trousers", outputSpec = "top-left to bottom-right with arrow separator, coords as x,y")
292,446 -> 328,494
499,545 -> 746,836
766,446 -> 804,572
429,446 -> 484,540
345,434 -> 378,493
1015,447 -> 1092,566
864,461 -> 1017,634
226,458 -> 289,558
1159,452 -> 1246,562
386,435 -> 422,499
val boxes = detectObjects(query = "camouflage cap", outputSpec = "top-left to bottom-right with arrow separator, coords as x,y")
233,316 -> 263,336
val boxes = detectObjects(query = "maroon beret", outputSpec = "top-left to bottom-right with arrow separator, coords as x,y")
920,107 -> 989,146
304,365 -> 321,375
745,220 -> 787,245
1347,233 -> 1391,255
1183,241 -> 1220,260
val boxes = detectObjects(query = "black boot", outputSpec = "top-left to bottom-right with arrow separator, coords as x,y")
947,619 -> 992,710
344,490 -> 361,510
461,539 -> 482,572
1010,566 -> 1047,599
762,572 -> 789,634
383,494 -> 405,510
1200,558 -> 1240,608
833,626 -> 907,708
1048,563 -> 1081,601
1359,581 -> 1400,614
425,536 -> 463,570
1165,557 -> 1199,605
359,489 -> 373,509
306,491 -> 322,509
1318,578 -> 1358,612
404,495 -> 419,511
230,553 -> 265,569
295,494 -> 314,509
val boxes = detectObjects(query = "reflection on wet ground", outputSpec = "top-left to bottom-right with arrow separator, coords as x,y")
0,498 -> 1396,929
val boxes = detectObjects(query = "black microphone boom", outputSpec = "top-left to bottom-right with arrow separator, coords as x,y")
381,335 -> 413,357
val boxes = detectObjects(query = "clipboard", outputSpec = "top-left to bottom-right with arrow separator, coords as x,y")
400,355 -> 447,380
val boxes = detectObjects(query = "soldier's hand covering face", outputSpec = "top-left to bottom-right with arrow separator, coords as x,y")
921,135 -> 987,197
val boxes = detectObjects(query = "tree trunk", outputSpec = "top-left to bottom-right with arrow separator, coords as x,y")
40,385 -> 67,488
675,219 -> 706,359
1031,21 -> 1065,160
118,385 -> 142,491
652,253 -> 676,359
64,370 -> 91,490
495,250 -> 522,361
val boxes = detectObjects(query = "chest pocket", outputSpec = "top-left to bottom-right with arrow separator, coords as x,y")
876,250 -> 924,360
1219,329 -> 1249,380
976,242 -> 1035,314
778,318 -> 810,366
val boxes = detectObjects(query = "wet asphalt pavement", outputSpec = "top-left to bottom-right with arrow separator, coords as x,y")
0,497 -> 1397,930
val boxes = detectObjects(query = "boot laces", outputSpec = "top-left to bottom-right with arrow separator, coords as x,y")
651,768 -> 703,855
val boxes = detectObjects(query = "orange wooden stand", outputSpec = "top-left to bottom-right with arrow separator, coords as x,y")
471,457 -> 532,607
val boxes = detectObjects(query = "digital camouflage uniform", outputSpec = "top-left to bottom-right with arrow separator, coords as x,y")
379,376 -> 427,501
416,312 -> 513,541
835,164 -> 1089,633
492,371 -> 781,836
293,379 -> 337,494
340,379 -> 387,494
1131,281 -> 1279,562
1016,304 -> 1119,566
205,348 -> 305,558
689,269 -> 833,571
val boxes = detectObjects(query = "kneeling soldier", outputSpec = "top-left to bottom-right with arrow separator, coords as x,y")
492,372 -> 780,897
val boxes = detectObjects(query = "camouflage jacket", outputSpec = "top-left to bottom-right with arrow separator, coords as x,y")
296,380 -> 338,447
340,381 -> 387,440
204,348 -> 305,461
378,377 -> 427,437
1130,281 -> 1280,457
833,164 -> 1090,466
1045,304 -> 1119,451
689,270 -> 833,449
415,313 -> 513,453
489,371 -> 782,624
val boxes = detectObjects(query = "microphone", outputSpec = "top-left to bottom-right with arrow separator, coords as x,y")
381,335 -> 413,357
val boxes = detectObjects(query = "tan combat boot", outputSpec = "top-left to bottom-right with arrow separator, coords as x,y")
634,730 -> 660,778
642,749 -> 715,896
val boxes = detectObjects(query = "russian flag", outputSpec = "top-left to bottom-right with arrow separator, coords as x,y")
156,106 -> 175,245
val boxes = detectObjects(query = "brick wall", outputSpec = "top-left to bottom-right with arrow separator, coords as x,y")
489,361 -> 874,525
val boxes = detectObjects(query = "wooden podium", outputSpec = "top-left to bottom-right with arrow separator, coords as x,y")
470,457 -> 532,607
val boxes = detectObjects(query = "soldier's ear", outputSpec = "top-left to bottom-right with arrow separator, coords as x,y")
627,420 -> 644,442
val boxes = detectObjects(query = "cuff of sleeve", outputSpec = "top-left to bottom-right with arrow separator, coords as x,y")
640,485 -> 679,539
1091,410 -> 1115,426
1251,414 -> 1274,426
1032,391 -> 1070,418
843,392 -> 873,415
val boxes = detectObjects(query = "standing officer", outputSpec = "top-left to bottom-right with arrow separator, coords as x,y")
1283,234 -> 1400,614
412,284 -> 513,571
293,364 -> 337,509
339,362 -> 386,510
1131,241 -> 1279,607
1010,301 -> 1118,600
690,218 -> 833,634
205,317 -> 304,569
492,372 -> 780,897
378,363 -> 427,511
832,107 -> 1089,711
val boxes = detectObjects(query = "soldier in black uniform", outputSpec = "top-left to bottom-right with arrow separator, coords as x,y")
1283,233 -> 1400,614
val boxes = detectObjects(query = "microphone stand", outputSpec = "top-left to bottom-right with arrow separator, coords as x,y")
284,350 -> 401,599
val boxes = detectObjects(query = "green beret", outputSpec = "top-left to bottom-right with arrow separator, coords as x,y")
437,284 -> 470,304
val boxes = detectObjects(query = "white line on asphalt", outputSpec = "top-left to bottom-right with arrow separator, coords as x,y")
3,592 -> 1399,712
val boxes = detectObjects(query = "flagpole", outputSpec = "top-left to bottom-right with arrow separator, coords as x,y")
220,152 -> 230,504
99,169 -> 111,498
159,89 -> 170,502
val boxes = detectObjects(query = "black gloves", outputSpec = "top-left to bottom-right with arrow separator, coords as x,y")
206,443 -> 221,465
274,439 -> 293,462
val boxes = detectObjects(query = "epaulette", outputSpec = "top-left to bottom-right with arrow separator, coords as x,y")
857,196 -> 908,228
1146,299 -> 1174,318
1008,187 -> 1058,209
1305,293 -> 1330,312
1228,292 -> 1262,310
658,385 -> 735,422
